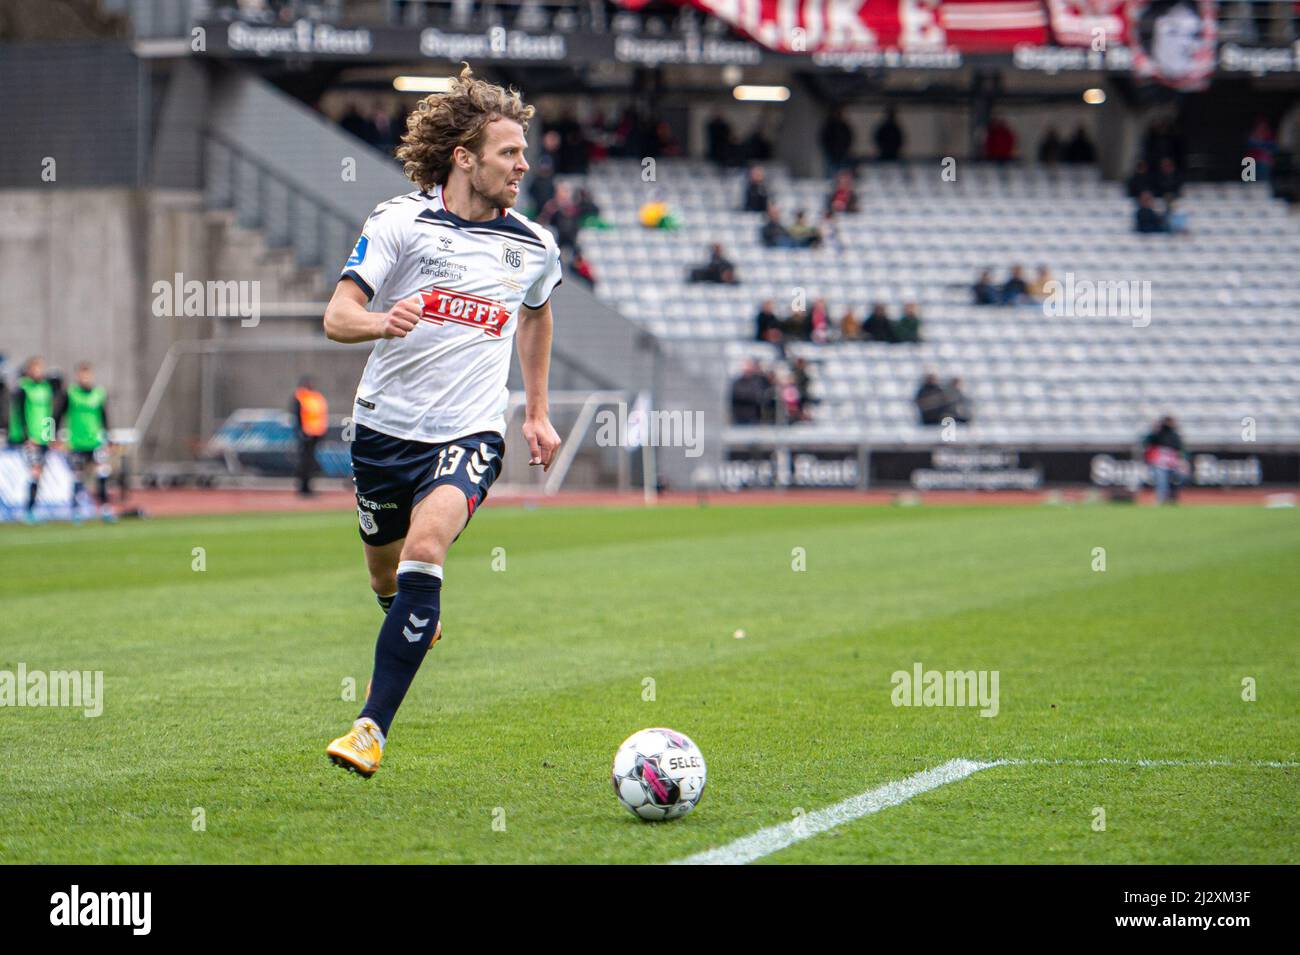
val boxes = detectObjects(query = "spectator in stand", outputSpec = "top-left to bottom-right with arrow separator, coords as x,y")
874,107 -> 904,162
1153,157 -> 1184,201
819,209 -> 843,251
783,305 -> 809,342
791,357 -> 815,422
1126,159 -> 1153,199
570,246 -> 596,288
340,101 -> 376,143
825,169 -> 860,215
775,372 -> 805,423
610,106 -> 639,157
1143,415 -> 1187,504
1143,116 -> 1185,171
585,109 -> 611,164
370,106 -> 400,154
1038,127 -> 1062,166
706,111 -> 734,166
741,123 -> 774,162
895,302 -> 922,343
760,203 -> 797,248
1027,265 -> 1054,303
788,210 -> 824,249
973,269 -> 999,305
839,308 -> 861,341
652,119 -> 683,158
808,297 -> 831,343
637,191 -> 679,231
1064,126 -> 1097,164
915,373 -> 949,426
1135,191 -> 1167,233
1246,114 -> 1278,181
538,182 -> 582,252
863,302 -> 896,343
575,187 -> 606,230
730,360 -> 774,425
742,165 -> 770,213
550,111 -> 590,173
528,145 -> 557,214
754,299 -> 782,342
1001,265 -> 1029,305
944,377 -> 972,424
821,107 -> 854,172
687,243 -> 738,284
984,116 -> 1017,163
1166,199 -> 1189,235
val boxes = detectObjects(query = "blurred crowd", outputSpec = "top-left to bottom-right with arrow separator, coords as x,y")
753,298 -> 922,349
972,265 -> 1055,306
728,360 -> 975,429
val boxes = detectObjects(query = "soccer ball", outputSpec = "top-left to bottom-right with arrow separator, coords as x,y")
611,727 -> 707,821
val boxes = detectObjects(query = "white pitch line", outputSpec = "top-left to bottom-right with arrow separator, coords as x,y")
673,758 -> 1003,866
672,755 -> 1298,866
1002,758 -> 1300,769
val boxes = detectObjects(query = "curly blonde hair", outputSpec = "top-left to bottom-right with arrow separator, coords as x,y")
396,64 -> 534,191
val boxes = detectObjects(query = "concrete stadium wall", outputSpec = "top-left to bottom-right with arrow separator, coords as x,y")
0,188 -> 147,412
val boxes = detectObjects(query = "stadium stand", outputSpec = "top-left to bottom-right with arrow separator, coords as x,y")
575,159 -> 1300,447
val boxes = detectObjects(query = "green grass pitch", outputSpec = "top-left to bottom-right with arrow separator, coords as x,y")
1,503 -> 1296,864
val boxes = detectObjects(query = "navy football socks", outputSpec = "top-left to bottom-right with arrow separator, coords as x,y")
359,561 -> 442,736
376,592 -> 396,614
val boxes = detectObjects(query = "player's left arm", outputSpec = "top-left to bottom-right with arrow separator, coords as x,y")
516,299 -> 561,471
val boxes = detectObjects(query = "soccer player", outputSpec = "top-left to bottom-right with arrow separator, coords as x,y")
8,356 -> 58,524
323,66 -> 562,777
58,362 -> 114,522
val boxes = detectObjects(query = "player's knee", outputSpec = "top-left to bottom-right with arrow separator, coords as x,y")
399,539 -> 447,567
369,570 -> 397,596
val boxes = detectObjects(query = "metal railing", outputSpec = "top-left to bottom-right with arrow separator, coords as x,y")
204,131 -> 358,286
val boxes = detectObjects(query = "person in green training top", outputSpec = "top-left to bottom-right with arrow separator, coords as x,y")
58,361 -> 115,523
8,355 -> 58,523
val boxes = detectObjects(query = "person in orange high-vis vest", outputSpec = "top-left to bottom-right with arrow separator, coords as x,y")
290,376 -> 328,496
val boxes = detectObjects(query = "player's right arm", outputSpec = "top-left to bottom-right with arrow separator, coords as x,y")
323,282 -> 422,343
325,204 -> 421,343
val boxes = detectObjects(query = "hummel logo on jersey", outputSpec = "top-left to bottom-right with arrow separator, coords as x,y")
466,442 -> 498,483
438,234 -> 454,251
418,286 -> 509,337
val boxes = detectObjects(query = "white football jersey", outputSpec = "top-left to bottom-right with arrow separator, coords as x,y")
339,185 -> 562,444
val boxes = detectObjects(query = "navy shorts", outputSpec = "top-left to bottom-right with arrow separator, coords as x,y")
351,424 -> 505,546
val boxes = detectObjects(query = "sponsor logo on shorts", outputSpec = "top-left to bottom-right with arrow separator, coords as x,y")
418,286 -> 510,337
357,495 -> 398,511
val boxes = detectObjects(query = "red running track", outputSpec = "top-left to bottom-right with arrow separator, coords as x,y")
117,485 -> 1292,518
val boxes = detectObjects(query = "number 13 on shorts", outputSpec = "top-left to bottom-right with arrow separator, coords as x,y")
434,445 -> 465,478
